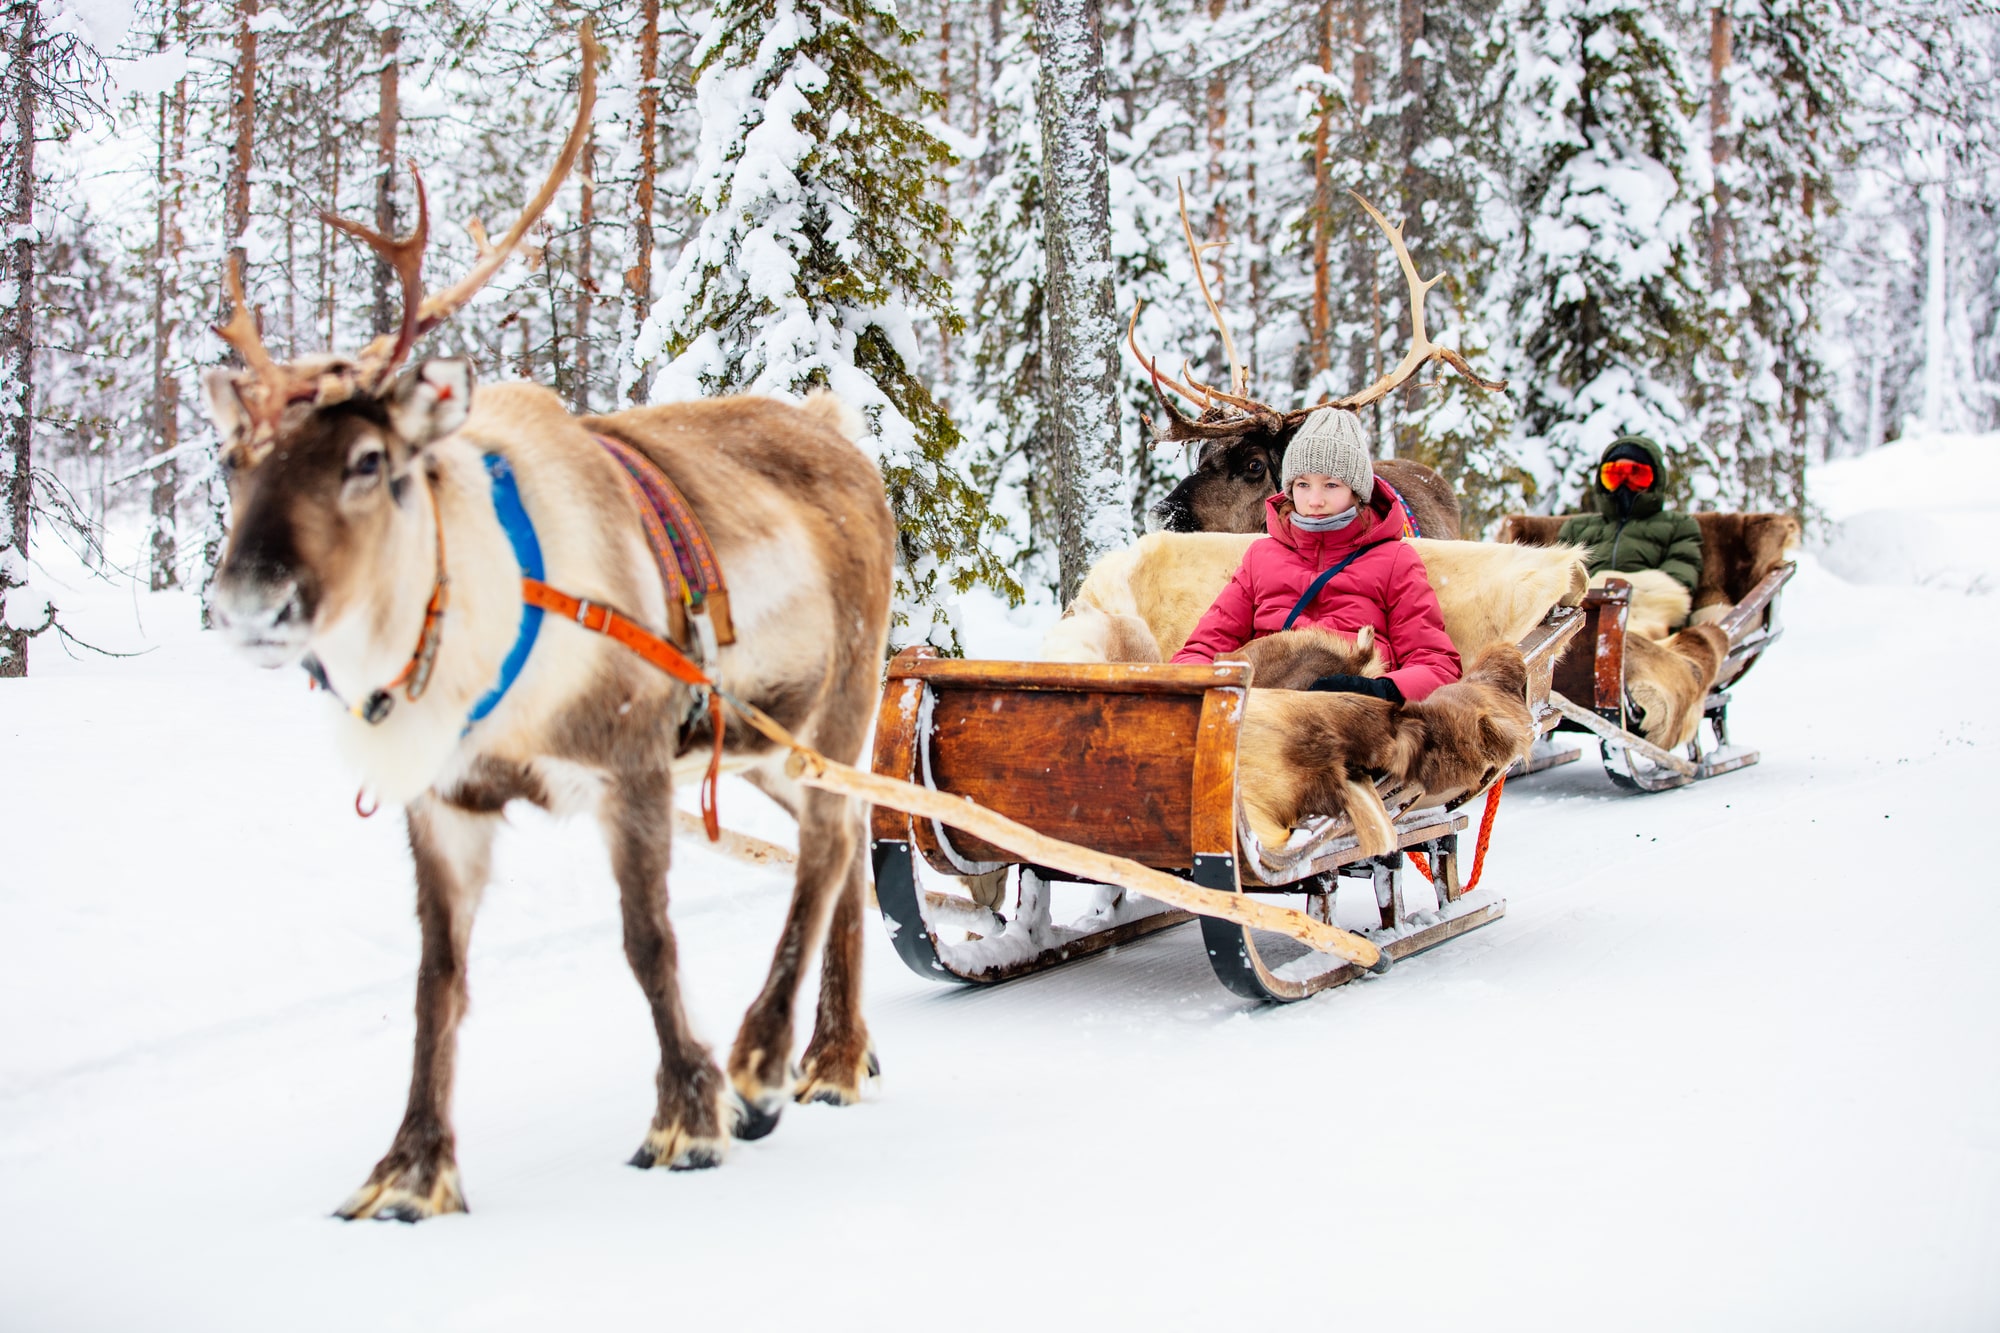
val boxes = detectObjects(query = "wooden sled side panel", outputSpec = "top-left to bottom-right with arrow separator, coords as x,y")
868,650 -> 1247,987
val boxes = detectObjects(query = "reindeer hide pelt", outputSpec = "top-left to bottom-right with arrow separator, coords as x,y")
1235,644 -> 1535,854
1039,609 -> 1165,664
1691,512 -> 1801,619
1622,623 -> 1729,750
1227,625 -> 1380,690
1041,531 -> 1586,666
1592,568 -> 1691,641
1404,538 -> 1590,659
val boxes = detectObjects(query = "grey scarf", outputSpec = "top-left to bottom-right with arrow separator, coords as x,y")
1291,506 -> 1359,533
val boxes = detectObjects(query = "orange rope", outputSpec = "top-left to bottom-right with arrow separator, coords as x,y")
1404,771 -> 1506,894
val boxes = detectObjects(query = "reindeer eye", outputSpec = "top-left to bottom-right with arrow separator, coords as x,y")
1245,459 -> 1265,478
349,448 -> 385,480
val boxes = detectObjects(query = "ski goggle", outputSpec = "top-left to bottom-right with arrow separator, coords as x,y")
1599,459 -> 1655,491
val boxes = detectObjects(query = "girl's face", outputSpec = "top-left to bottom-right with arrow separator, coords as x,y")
1291,473 -> 1356,517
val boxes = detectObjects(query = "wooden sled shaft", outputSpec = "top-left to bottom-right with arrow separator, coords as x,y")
780,747 -> 1388,972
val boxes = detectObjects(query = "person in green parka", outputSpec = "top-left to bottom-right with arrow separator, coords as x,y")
1558,436 -> 1703,595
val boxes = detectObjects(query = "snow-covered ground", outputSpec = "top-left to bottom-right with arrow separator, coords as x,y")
4,440 -> 1998,1331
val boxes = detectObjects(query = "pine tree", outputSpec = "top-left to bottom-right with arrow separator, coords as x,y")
1500,0 -> 1710,511
640,0 -> 1015,649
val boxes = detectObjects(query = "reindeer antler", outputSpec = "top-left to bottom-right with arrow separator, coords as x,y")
212,257 -> 325,454
1177,180 -> 1246,397
1327,190 -> 1506,410
329,19 -> 603,390
1127,300 -> 1213,417
324,163 -> 431,386
1132,188 -> 1506,452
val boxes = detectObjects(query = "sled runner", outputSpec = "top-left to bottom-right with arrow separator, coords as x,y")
868,604 -> 1583,1003
1498,512 -> 1799,793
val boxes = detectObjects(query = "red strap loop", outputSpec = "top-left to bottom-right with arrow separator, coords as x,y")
1405,770 -> 1505,895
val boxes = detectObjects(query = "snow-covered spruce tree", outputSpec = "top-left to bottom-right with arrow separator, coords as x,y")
1698,0 -> 1856,513
640,0 -> 1015,651
1500,0 -> 1711,512
956,9 -> 1059,595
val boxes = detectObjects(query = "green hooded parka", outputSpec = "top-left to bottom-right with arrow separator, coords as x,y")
1556,437 -> 1703,594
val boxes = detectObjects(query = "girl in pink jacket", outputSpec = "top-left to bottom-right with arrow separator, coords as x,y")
1170,408 -> 1461,702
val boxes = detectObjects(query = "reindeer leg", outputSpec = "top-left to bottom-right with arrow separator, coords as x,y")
607,769 -> 732,1171
337,795 -> 493,1222
725,777 -> 854,1137
795,834 -> 878,1107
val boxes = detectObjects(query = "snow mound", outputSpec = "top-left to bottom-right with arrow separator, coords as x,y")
1809,431 -> 1999,596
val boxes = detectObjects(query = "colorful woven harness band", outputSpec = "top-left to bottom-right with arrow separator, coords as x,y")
1377,479 -> 1421,539
593,433 -> 735,651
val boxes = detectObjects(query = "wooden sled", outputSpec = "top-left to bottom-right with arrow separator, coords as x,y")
868,606 -> 1584,1002
1498,512 -> 1798,793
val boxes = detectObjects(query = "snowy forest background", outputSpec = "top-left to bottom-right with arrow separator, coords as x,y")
4,0 -> 1997,670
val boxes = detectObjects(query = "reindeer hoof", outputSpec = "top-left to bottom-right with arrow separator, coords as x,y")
730,1090 -> 783,1141
628,1122 -> 729,1172
335,1165 -> 466,1222
794,1044 -> 880,1107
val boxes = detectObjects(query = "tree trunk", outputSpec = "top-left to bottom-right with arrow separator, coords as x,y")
372,23 -> 401,335
573,118 -> 594,414
1037,0 -> 1127,603
1,0 -> 41,675
1920,179 -> 1948,431
208,0 -> 257,623
1310,0 -> 1333,377
150,59 -> 187,593
625,0 -> 660,404
1205,0 -> 1227,235
1344,0 -> 1376,441
1394,0 -> 1424,444
1708,5 -> 1731,291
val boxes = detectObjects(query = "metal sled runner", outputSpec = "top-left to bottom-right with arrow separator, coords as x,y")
868,606 -> 1583,1003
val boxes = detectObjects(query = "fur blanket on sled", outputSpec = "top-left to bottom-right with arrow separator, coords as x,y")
1579,567 -> 1731,750
1042,531 -> 1591,666
1039,533 -> 1589,855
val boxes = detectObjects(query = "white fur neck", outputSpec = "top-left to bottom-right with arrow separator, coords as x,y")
313,442 -> 525,805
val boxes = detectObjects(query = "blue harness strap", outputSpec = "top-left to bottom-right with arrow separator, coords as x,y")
467,453 -> 546,726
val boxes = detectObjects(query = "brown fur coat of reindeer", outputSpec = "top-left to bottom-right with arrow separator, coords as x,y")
201,30 -> 893,1221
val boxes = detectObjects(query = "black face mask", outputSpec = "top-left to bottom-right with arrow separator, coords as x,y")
1614,487 -> 1636,519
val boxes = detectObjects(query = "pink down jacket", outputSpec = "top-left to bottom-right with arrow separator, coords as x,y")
1170,491 -> 1463,701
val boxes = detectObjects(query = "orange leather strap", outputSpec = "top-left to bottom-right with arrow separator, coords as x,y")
521,577 -> 726,839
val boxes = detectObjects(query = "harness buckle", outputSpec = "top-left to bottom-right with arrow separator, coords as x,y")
574,598 -> 594,628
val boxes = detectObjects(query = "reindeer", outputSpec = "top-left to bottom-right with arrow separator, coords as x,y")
1133,190 -> 1500,540
201,27 -> 895,1221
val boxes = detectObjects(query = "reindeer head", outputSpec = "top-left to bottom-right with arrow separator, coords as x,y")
1134,189 -> 1506,534
203,26 -> 598,678
203,347 -> 472,669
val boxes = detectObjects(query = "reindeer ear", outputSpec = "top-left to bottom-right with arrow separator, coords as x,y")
200,368 -> 251,445
388,359 -> 474,447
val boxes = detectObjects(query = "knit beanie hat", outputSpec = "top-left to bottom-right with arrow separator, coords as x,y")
1282,407 -> 1374,504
